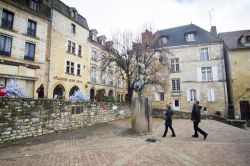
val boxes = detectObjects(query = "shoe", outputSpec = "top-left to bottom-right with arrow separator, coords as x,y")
192,135 -> 199,138
162,135 -> 166,137
171,135 -> 176,137
204,133 -> 208,140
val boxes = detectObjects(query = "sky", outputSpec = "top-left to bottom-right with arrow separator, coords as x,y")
60,0 -> 250,39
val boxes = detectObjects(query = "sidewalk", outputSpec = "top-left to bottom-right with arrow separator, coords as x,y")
0,118 -> 250,166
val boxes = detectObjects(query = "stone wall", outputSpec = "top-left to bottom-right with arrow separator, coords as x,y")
0,98 -> 131,144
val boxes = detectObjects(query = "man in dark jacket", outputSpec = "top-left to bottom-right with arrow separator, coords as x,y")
191,101 -> 208,140
162,105 -> 176,137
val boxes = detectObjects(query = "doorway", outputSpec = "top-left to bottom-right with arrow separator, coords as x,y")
240,101 -> 250,120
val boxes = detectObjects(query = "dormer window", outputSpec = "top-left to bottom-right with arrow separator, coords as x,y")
159,36 -> 168,46
69,8 -> 77,20
90,29 -> 98,42
185,33 -> 195,42
29,0 -> 39,11
97,36 -> 106,45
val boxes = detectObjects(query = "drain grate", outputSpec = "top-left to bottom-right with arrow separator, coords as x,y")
146,138 -> 157,143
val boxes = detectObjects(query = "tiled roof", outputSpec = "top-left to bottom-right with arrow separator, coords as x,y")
219,30 -> 250,49
157,24 -> 221,47
52,0 -> 89,30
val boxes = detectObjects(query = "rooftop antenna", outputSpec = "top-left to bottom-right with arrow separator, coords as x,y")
209,9 -> 215,26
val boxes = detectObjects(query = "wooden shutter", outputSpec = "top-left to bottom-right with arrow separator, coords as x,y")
211,89 -> 215,101
212,66 -> 218,81
186,89 -> 191,101
206,89 -> 211,101
196,67 -> 202,82
196,89 -> 200,101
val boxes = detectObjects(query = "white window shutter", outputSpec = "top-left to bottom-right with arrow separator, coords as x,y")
154,92 -> 159,101
186,89 -> 191,101
211,89 -> 215,101
212,66 -> 218,81
207,89 -> 211,101
196,89 -> 200,101
196,67 -> 202,82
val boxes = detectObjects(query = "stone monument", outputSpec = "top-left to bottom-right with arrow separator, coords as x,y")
132,60 -> 152,135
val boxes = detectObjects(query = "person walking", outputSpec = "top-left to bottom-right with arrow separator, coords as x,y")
191,101 -> 208,140
36,84 -> 44,98
162,105 -> 176,137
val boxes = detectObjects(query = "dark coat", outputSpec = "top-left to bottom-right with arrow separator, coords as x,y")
165,109 -> 174,126
191,105 -> 202,123
37,86 -> 44,98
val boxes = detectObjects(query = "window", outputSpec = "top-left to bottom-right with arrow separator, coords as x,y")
1,9 -> 14,29
71,24 -> 76,34
171,58 -> 180,72
91,50 -> 97,61
30,0 -> 39,11
77,64 -> 81,76
108,72 -> 113,86
190,89 -> 197,101
78,45 -> 82,56
90,66 -> 96,83
155,92 -> 164,101
200,48 -> 209,61
201,67 -> 212,81
172,79 -> 180,91
100,70 -> 105,85
72,42 -> 75,54
207,89 -> 215,102
27,20 -> 36,37
174,100 -> 180,107
186,33 -> 195,42
0,35 -> 12,56
24,42 -> 35,61
67,40 -> 71,52
246,36 -> 250,43
66,61 -> 74,74
159,37 -> 168,46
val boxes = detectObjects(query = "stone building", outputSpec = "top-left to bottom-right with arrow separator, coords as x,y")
45,0 -> 90,99
219,30 -> 250,119
145,24 -> 228,116
0,0 -> 50,98
88,30 -> 126,102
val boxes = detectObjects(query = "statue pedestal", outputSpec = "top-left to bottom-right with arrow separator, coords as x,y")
131,96 -> 152,135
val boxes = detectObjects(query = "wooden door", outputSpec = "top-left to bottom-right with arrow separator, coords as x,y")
240,101 -> 250,120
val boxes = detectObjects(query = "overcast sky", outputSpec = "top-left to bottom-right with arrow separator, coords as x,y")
61,0 -> 250,39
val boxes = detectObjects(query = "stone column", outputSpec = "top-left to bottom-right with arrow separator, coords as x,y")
131,96 -> 152,135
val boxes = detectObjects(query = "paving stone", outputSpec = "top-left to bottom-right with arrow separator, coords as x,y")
0,118 -> 250,166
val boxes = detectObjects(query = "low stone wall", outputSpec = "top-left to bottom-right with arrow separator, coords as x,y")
152,108 -> 247,129
0,98 -> 131,144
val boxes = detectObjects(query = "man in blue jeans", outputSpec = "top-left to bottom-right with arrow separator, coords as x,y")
191,101 -> 208,140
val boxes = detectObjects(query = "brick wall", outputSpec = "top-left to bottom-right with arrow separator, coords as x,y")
0,98 -> 131,143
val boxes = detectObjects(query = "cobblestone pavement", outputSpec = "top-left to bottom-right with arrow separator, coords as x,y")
0,118 -> 250,166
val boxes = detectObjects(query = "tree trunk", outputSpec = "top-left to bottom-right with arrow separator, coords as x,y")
127,79 -> 134,103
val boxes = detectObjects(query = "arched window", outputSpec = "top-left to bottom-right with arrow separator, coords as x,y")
53,84 -> 65,99
69,86 -> 79,96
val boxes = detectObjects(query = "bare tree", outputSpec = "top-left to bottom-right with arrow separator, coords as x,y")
101,29 -> 173,103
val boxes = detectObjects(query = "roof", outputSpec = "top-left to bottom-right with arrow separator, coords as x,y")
219,30 -> 250,50
51,0 -> 89,30
157,24 -> 221,47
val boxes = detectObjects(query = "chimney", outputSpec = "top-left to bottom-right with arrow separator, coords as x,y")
210,26 -> 217,35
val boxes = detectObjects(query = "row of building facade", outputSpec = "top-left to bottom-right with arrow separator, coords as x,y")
0,0 -> 249,119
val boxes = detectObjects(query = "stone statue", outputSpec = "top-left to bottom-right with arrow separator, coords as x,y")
134,60 -> 146,96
